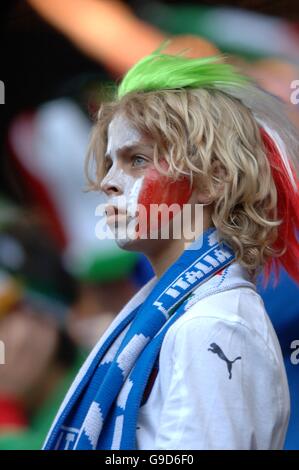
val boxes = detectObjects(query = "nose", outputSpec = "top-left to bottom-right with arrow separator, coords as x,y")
100,171 -> 123,197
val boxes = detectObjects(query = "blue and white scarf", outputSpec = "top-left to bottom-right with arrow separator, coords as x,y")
43,228 -> 235,450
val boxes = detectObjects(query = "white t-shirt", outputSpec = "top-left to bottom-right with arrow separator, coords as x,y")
136,264 -> 290,450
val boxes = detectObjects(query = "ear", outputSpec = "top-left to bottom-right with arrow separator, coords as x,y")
194,187 -> 213,205
211,159 -> 227,183
194,159 -> 227,204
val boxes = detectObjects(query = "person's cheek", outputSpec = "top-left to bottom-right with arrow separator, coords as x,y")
136,167 -> 192,237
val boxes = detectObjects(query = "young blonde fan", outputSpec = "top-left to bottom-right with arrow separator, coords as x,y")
44,46 -> 299,450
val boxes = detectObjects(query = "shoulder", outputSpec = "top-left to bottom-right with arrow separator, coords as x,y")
164,260 -> 268,343
164,286 -> 264,343
160,285 -> 283,374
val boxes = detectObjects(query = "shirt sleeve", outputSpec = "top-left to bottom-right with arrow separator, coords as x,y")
154,313 -> 284,450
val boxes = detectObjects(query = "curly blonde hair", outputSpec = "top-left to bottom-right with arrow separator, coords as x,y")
86,87 -> 282,276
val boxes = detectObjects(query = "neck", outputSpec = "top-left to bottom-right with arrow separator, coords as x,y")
146,237 -> 186,279
147,218 -> 213,279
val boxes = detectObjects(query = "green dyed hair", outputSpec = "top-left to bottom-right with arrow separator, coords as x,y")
118,42 -> 249,99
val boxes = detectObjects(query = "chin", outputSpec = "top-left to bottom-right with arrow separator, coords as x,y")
114,232 -> 173,259
114,235 -> 147,253
114,237 -> 136,250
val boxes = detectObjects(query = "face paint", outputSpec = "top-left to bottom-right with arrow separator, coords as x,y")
103,114 -> 145,244
102,166 -> 143,215
103,114 -> 143,209
102,113 -> 192,243
106,113 -> 142,158
136,165 -> 192,237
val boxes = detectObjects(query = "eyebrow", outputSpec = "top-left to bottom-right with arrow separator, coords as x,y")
105,143 -> 154,160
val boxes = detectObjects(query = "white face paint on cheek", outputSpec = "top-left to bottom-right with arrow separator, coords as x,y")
105,113 -> 145,217
126,177 -> 144,218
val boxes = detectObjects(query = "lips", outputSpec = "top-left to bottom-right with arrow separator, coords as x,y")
105,205 -> 126,215
105,205 -> 134,226
106,213 -> 128,226
105,204 -> 119,217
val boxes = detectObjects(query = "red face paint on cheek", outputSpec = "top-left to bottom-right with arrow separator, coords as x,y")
136,167 -> 192,237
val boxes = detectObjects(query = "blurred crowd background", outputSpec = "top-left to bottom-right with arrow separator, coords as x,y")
0,0 -> 298,450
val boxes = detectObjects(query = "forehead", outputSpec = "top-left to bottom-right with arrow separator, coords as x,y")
107,113 -> 142,155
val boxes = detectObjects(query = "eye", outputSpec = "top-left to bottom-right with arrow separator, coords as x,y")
131,155 -> 148,168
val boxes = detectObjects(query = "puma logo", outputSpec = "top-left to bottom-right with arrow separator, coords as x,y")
208,343 -> 241,379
